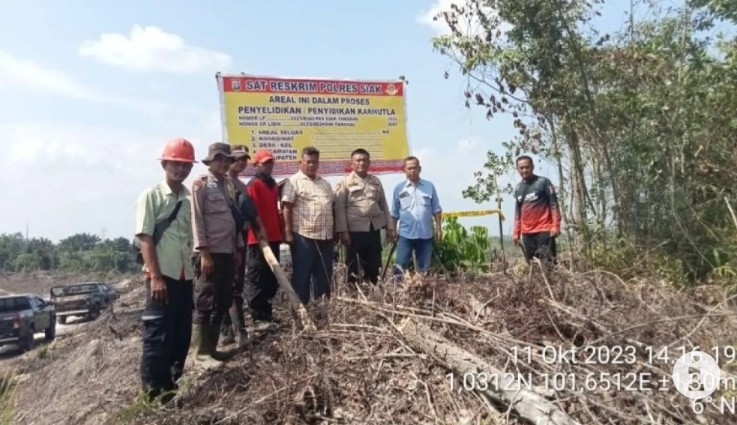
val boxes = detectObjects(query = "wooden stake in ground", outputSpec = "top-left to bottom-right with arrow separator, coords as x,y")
399,318 -> 581,425
258,241 -> 317,331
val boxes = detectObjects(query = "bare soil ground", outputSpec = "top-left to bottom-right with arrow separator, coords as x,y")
0,271 -> 125,298
2,265 -> 736,425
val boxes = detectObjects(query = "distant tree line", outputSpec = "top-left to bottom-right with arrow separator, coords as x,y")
0,232 -> 139,273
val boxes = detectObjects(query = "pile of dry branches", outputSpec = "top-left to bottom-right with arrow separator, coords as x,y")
10,264 -> 737,425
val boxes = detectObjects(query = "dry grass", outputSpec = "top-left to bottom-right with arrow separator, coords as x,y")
5,263 -> 737,424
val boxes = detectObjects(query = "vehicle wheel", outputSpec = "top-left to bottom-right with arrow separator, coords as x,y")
22,328 -> 35,352
57,316 -> 67,325
89,307 -> 100,320
45,321 -> 56,341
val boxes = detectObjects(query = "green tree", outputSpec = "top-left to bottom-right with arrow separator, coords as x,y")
58,233 -> 101,253
26,237 -> 57,270
89,237 -> 137,273
14,253 -> 39,272
0,233 -> 26,271
433,0 -> 737,283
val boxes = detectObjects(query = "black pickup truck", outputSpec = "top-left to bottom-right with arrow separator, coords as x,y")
50,282 -> 118,324
0,294 -> 56,352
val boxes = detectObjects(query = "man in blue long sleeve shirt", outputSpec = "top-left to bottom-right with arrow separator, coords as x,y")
391,156 -> 443,274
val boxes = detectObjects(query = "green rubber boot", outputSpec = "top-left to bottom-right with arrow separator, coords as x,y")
191,324 -> 222,369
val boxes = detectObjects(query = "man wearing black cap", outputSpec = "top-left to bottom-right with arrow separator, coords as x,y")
191,142 -> 243,367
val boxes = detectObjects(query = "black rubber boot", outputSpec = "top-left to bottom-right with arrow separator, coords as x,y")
207,324 -> 236,361
229,303 -> 249,349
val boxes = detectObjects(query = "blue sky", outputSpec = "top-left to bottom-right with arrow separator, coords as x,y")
0,0 -> 636,242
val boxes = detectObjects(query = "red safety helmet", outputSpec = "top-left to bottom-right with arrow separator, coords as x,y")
158,138 -> 197,163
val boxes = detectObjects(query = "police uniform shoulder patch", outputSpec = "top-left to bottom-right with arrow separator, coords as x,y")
193,174 -> 213,190
192,177 -> 206,189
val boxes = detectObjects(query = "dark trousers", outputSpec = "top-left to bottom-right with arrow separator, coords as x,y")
220,249 -> 246,333
345,229 -> 382,284
244,242 -> 281,319
233,250 -> 247,304
194,253 -> 234,325
140,276 -> 193,394
522,232 -> 557,264
291,233 -> 333,304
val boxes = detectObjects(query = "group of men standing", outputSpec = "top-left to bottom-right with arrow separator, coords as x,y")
135,139 -> 283,402
281,146 -> 444,303
133,138 -> 561,403
133,139 -> 445,402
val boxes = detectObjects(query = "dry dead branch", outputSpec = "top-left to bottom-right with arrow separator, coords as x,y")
399,317 -> 582,425
3,267 -> 736,425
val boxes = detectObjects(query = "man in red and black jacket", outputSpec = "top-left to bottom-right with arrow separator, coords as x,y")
244,150 -> 283,324
512,155 -> 562,266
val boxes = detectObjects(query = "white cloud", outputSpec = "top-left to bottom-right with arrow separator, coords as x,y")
0,50 -> 170,114
0,50 -> 104,102
0,114 -> 219,242
416,0 -> 509,37
79,25 -> 232,74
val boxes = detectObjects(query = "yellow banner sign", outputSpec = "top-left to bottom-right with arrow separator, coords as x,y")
216,74 -> 409,177
442,209 -> 505,220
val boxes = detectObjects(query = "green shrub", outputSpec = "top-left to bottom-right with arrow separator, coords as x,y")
433,217 -> 491,273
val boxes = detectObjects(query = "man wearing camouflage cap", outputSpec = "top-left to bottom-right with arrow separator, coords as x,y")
220,145 -> 267,348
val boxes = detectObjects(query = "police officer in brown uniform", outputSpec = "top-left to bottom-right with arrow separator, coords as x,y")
191,142 -> 244,366
335,148 -> 396,284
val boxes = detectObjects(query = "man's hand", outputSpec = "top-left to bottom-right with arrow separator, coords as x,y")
150,274 -> 168,305
284,232 -> 294,245
551,229 -> 559,238
340,232 -> 351,247
200,253 -> 214,278
513,237 -> 520,246
434,227 -> 443,242
386,229 -> 397,245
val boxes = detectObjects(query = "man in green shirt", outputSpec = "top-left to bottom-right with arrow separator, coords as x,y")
134,137 -> 197,403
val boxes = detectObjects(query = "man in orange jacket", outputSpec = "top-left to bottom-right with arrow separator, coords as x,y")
512,155 -> 562,266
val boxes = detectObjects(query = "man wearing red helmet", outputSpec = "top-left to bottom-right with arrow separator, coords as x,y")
135,137 -> 197,403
